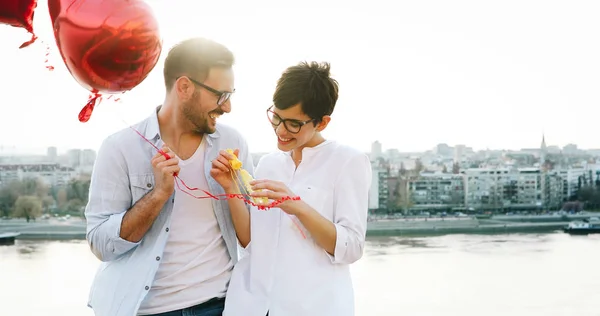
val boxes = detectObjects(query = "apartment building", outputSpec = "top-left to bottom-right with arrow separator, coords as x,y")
0,163 -> 78,187
407,173 -> 465,210
401,167 -> 568,212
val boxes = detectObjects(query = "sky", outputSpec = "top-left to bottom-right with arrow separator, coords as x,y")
1,0 -> 599,155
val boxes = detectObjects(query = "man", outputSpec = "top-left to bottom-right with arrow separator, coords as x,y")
85,37 -> 253,316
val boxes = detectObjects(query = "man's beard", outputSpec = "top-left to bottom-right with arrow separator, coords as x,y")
182,100 -> 212,134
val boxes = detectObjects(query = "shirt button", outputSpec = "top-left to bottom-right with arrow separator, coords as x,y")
145,286 -> 149,290
165,228 -> 169,232
156,256 -> 161,261
146,183 -> 152,188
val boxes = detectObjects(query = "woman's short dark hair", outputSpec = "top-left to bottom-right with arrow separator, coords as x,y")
273,61 -> 339,123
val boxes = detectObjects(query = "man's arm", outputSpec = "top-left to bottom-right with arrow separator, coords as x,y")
119,190 -> 170,242
119,146 -> 179,242
85,137 -> 141,262
85,139 -> 177,262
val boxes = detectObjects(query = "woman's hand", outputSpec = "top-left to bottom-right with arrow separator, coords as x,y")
250,179 -> 301,214
210,149 -> 239,192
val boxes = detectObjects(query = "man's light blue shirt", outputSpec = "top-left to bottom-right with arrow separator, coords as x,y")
84,107 -> 252,316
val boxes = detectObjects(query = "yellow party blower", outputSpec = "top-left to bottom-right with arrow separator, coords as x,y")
226,149 -> 269,205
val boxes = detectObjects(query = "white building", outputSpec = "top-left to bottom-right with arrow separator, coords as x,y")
408,173 -> 466,209
370,141 -> 383,161
0,163 -> 78,187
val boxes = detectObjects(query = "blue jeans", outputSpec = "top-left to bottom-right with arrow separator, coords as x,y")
143,297 -> 225,316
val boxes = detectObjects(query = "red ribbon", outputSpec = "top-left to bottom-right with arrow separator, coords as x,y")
128,125 -> 300,210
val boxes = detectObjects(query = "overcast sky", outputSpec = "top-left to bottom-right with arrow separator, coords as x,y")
1,0 -> 599,155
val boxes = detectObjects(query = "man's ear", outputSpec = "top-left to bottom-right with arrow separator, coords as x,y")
175,76 -> 195,101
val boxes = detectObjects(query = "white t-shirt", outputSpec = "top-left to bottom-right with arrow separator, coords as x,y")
138,139 -> 233,315
223,140 -> 372,316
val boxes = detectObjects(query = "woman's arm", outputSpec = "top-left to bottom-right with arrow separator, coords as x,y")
250,153 -> 372,263
225,188 -> 251,248
288,201 -> 337,255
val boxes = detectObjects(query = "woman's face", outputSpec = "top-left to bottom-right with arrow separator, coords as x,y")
267,104 -> 329,152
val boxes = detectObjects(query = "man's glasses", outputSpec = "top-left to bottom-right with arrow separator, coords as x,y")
180,76 -> 234,106
266,106 -> 315,134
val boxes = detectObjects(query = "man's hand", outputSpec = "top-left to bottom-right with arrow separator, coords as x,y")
210,149 -> 239,192
250,179 -> 300,214
151,146 -> 180,198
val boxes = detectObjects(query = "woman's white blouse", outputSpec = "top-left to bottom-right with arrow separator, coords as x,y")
223,140 -> 372,316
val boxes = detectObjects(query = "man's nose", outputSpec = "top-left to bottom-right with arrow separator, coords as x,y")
220,99 -> 231,113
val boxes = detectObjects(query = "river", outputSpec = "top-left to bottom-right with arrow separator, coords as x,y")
1,233 -> 598,315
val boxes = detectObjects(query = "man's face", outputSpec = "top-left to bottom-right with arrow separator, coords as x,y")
181,67 -> 234,134
269,103 -> 328,152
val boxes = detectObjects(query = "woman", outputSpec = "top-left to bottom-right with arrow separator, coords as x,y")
210,61 -> 372,316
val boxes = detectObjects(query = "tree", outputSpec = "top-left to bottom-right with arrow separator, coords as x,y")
450,191 -> 464,206
442,165 -> 448,173
18,178 -> 48,197
0,179 -> 54,218
66,198 -> 84,215
399,162 -> 407,176
576,186 -> 600,210
562,201 -> 583,212
57,188 -> 68,208
413,158 -> 424,173
67,179 -> 90,204
0,181 -> 21,217
41,196 -> 55,213
13,195 -> 42,222
452,162 -> 460,174
395,179 -> 413,214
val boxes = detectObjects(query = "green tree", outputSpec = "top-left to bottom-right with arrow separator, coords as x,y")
413,158 -> 424,173
452,162 -> 460,174
0,181 -> 21,218
450,191 -> 464,206
67,179 -> 90,204
65,198 -> 84,215
13,195 -> 43,222
56,188 -> 68,208
399,162 -> 407,176
41,196 -> 55,213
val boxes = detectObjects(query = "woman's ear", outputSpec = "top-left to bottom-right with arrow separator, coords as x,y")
316,116 -> 331,132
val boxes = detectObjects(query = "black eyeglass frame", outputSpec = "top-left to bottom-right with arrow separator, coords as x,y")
266,105 -> 316,134
178,76 -> 235,106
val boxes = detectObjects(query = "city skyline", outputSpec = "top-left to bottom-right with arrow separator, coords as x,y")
0,135 -> 594,157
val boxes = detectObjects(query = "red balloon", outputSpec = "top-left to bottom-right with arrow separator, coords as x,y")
0,0 -> 39,48
48,0 -> 162,122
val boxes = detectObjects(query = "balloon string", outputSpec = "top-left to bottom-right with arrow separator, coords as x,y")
124,122 -> 301,211
107,100 -> 306,238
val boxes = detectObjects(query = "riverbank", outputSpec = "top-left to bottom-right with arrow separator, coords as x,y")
0,218 -> 86,240
1,213 -> 597,239
366,220 -> 568,237
365,213 -> 598,237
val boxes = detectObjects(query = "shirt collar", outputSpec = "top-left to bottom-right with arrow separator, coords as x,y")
143,105 -> 161,141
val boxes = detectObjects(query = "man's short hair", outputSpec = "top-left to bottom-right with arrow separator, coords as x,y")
273,61 -> 339,123
163,37 -> 235,91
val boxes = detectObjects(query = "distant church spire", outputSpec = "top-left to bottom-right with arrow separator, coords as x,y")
541,133 -> 547,150
540,133 -> 548,171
